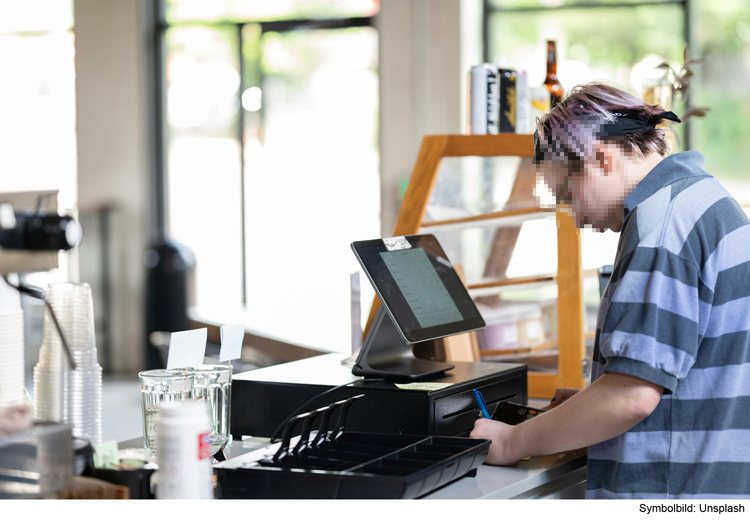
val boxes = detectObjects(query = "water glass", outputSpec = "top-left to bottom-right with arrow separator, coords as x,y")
138,370 -> 194,455
181,364 -> 232,451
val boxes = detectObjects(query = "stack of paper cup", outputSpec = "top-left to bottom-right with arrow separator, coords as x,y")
34,283 -> 102,446
0,279 -> 25,408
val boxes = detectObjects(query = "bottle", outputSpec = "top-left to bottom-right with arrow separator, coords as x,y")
156,400 -> 214,499
544,40 -> 563,108
467,64 -> 499,134
515,71 -> 531,134
496,66 -> 517,133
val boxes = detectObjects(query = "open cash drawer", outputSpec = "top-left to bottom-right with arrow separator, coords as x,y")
215,432 -> 489,499
214,395 -> 490,499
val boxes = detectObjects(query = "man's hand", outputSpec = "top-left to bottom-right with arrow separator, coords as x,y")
469,418 -> 521,466
470,373 -> 664,464
541,387 -> 581,411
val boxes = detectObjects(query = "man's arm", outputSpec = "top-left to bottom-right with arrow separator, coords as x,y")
470,372 -> 664,466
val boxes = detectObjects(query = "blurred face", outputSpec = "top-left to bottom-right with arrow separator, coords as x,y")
540,143 -> 627,232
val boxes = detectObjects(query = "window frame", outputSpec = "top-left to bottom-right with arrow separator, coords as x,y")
152,0 -> 377,306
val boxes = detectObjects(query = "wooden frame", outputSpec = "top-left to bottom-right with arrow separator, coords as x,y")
368,133 -> 586,399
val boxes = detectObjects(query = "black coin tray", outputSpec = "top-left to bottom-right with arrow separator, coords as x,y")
215,431 -> 490,499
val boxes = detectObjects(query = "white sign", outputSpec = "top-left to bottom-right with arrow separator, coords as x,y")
166,328 -> 207,370
219,324 -> 245,362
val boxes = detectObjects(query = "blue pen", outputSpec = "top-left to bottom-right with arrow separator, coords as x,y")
473,389 -> 491,419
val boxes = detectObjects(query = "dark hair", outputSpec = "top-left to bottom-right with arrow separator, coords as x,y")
535,82 -> 670,162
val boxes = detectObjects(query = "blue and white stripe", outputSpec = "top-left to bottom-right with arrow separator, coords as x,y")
587,152 -> 750,499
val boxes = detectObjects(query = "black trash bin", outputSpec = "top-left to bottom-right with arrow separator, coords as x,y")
144,239 -> 195,370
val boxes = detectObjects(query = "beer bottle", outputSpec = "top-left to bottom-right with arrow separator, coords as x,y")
544,40 -> 563,108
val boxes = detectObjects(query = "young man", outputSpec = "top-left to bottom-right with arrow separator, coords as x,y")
470,82 -> 750,499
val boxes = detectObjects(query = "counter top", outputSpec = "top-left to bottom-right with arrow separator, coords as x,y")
121,437 -> 586,499
424,449 -> 587,499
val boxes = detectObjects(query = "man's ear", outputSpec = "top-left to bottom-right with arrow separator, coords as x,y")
593,142 -> 615,175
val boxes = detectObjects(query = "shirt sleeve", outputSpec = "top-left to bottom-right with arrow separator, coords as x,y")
598,245 -> 701,393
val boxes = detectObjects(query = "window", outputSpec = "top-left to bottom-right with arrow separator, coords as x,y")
0,0 -> 76,212
161,1 -> 380,353
486,1 -> 686,135
485,0 -> 750,197
692,1 -> 750,202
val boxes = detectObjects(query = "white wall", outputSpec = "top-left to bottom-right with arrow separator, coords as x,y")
75,0 -> 153,372
377,0 -> 482,236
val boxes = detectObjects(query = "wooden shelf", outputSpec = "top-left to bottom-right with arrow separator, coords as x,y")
465,268 -> 600,295
479,331 -> 597,359
441,133 -> 536,158
420,207 -> 554,232
368,133 -> 586,399
481,339 -> 558,358
467,273 -> 556,295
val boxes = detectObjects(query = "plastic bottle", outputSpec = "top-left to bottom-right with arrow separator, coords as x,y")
156,400 -> 214,499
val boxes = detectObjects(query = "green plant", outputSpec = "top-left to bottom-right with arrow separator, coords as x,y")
656,47 -> 711,121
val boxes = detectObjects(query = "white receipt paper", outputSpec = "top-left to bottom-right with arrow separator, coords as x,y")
219,324 -> 245,362
394,382 -> 453,392
166,328 -> 207,370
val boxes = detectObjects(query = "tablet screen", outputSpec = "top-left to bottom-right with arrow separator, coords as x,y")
352,235 -> 485,343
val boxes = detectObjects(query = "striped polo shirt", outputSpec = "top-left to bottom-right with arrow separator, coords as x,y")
586,151 -> 750,499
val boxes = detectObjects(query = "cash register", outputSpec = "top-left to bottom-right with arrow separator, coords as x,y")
231,234 -> 527,438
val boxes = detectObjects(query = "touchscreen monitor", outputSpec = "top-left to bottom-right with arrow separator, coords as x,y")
351,234 -> 485,344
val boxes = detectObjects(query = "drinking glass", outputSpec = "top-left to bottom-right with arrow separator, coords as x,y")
138,369 -> 194,454
182,364 -> 232,452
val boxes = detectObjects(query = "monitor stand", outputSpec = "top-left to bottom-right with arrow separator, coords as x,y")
352,306 -> 455,380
